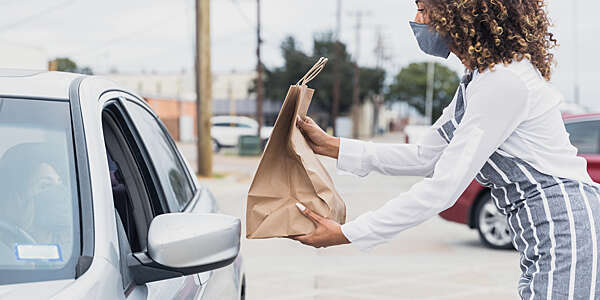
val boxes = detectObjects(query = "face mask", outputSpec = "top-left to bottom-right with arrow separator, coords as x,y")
32,185 -> 71,235
409,21 -> 451,59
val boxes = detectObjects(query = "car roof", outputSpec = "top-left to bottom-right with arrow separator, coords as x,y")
0,69 -> 83,100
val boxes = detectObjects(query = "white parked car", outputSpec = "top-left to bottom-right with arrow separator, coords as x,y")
0,70 -> 245,299
211,116 -> 273,152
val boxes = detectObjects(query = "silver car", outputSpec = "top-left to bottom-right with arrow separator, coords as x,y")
0,70 -> 246,299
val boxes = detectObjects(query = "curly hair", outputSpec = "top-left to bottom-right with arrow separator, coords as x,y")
420,0 -> 558,80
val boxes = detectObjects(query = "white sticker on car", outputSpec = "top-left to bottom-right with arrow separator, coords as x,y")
15,244 -> 62,261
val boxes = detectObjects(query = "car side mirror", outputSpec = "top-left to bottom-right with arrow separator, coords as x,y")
127,213 -> 241,285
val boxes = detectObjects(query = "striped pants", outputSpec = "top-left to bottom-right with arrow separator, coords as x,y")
508,179 -> 600,299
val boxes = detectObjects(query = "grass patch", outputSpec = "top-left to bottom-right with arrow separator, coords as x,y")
196,172 -> 228,179
211,172 -> 227,179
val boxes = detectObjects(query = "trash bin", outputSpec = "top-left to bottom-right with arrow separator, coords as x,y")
238,135 -> 262,156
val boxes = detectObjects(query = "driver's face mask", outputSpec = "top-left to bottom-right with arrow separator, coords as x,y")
27,163 -> 70,234
409,21 -> 451,59
32,184 -> 70,232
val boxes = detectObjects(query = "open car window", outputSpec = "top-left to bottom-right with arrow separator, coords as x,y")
124,100 -> 195,212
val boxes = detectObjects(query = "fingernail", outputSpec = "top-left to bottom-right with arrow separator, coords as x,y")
295,202 -> 306,211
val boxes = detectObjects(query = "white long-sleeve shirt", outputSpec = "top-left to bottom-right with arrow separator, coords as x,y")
338,60 -> 593,251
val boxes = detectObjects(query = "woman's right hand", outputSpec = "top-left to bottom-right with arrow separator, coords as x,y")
296,115 -> 340,159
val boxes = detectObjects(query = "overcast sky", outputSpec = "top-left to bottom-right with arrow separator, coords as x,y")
1,0 -> 598,109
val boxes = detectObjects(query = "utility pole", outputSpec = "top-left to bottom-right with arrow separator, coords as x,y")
425,61 -> 435,125
374,26 -> 390,70
573,0 -> 580,105
195,0 -> 212,176
228,78 -> 235,116
331,0 -> 342,136
373,26 -> 389,136
351,11 -> 364,139
256,0 -> 264,137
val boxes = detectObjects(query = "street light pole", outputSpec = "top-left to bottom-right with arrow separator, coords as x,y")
425,61 -> 435,125
256,0 -> 264,137
573,0 -> 580,105
331,0 -> 342,136
351,11 -> 362,139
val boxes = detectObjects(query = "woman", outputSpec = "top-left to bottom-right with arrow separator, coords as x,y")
0,143 -> 72,250
291,0 -> 600,299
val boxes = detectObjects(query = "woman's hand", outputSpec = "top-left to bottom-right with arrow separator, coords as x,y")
290,202 -> 350,248
296,116 -> 340,159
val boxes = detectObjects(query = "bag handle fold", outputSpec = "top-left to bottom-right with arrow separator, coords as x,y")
296,57 -> 328,86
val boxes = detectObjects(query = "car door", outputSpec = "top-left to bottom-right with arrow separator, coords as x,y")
101,98 -> 203,299
565,119 -> 600,182
123,100 -> 240,300
122,98 -> 208,298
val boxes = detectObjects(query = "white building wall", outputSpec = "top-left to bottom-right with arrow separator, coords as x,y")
104,71 -> 256,102
358,100 -> 374,138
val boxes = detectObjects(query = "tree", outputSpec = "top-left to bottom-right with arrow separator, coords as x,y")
48,57 -> 93,75
387,62 -> 460,122
255,34 -> 385,126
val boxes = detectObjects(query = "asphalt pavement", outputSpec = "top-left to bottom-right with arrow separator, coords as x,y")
178,133 -> 521,299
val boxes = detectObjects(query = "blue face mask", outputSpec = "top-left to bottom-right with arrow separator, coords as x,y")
409,21 -> 451,59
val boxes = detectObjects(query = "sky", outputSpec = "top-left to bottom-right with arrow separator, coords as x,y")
0,0 -> 598,110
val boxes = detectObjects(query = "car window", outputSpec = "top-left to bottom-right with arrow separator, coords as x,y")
212,122 -> 232,127
115,209 -> 134,292
0,98 -> 80,285
103,103 -> 160,293
125,100 -> 195,211
565,120 -> 600,154
236,123 -> 252,128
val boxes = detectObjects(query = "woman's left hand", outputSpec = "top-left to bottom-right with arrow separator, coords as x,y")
290,203 -> 351,248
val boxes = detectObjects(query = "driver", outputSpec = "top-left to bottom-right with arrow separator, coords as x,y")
26,162 -> 72,246
0,143 -> 72,263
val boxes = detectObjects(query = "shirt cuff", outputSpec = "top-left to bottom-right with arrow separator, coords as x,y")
336,138 -> 367,176
341,212 -> 385,252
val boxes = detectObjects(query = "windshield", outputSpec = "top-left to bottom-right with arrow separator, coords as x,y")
0,98 -> 80,284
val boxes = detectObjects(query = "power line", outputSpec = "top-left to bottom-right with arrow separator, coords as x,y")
229,0 -> 255,29
69,14 -> 180,58
228,0 -> 281,49
373,25 -> 391,69
0,0 -> 77,33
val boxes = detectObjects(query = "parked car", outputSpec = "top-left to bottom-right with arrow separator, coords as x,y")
440,113 -> 600,249
0,70 -> 245,299
211,116 -> 273,152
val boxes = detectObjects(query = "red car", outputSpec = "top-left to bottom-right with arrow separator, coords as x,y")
440,113 -> 600,249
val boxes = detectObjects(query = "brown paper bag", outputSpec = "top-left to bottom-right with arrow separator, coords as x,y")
246,57 -> 346,239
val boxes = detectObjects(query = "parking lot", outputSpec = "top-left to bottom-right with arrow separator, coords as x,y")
179,133 -> 521,299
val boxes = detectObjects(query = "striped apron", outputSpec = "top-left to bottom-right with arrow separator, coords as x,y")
438,74 -> 600,299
